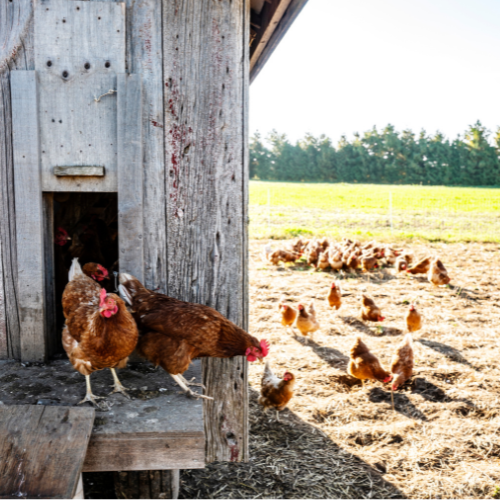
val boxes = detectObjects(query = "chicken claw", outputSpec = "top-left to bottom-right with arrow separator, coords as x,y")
78,375 -> 106,407
170,373 -> 214,400
109,368 -> 131,398
183,375 -> 206,390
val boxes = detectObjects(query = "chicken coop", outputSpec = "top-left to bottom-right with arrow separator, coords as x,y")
0,0 -> 308,497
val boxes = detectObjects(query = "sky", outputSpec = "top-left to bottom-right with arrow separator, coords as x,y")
249,0 -> 500,146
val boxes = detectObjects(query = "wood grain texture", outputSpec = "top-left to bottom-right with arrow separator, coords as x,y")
0,405 -> 95,499
35,0 -> 124,192
125,0 -> 166,291
53,166 -> 105,177
250,0 -> 309,82
163,0 -> 249,462
117,73 -> 144,283
11,70 -> 46,362
42,193 -> 57,357
0,359 -> 205,472
0,0 -> 34,360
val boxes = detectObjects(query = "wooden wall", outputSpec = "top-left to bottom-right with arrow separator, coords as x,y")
0,0 -> 249,463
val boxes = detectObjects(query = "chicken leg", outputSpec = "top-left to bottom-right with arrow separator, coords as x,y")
78,375 -> 105,406
109,368 -> 130,398
170,373 -> 214,400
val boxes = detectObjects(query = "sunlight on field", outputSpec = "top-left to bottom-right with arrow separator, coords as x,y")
249,181 -> 500,242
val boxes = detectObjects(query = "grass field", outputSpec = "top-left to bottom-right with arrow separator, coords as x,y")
249,181 -> 500,242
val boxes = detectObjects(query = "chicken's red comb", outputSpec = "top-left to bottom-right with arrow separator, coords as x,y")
97,264 -> 109,277
260,339 -> 270,357
57,227 -> 68,235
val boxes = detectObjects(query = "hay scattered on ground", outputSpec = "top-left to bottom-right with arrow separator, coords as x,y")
180,240 -> 500,499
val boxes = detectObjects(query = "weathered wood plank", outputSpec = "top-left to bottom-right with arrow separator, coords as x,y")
11,70 -> 46,362
54,166 -> 105,177
117,73 -> 144,283
250,0 -> 310,82
42,193 -> 57,357
0,359 -> 205,473
125,0 -> 166,292
0,405 -> 95,499
35,0 -> 125,193
163,0 -> 248,462
0,0 -> 34,360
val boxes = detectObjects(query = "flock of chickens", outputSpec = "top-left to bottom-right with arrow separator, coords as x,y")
256,236 -> 452,419
59,255 -> 270,407
53,224 -> 452,424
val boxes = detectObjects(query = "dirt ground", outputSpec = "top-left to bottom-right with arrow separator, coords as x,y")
180,239 -> 500,499
85,239 -> 500,499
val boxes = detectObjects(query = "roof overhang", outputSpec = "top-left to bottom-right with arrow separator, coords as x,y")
250,0 -> 310,83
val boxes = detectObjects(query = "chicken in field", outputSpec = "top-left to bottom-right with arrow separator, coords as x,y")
346,252 -> 360,272
361,255 -> 378,272
327,282 -> 342,310
279,301 -> 298,328
428,258 -> 450,286
407,256 -> 431,275
395,256 -> 409,272
62,259 -> 138,406
262,245 -> 300,266
361,294 -> 385,322
119,273 -> 270,399
316,251 -> 330,270
328,248 -> 343,270
258,362 -> 295,421
405,304 -> 422,332
305,242 -> 320,267
348,337 -> 392,384
390,334 -> 414,390
294,302 -> 320,340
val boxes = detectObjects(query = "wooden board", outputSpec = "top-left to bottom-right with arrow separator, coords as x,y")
117,74 -> 144,283
250,0 -> 309,82
0,0 -> 33,360
0,405 -> 95,499
35,0 -> 125,192
11,70 -> 46,363
125,0 -> 167,292
0,359 -> 205,472
42,193 -> 57,357
162,0 -> 249,463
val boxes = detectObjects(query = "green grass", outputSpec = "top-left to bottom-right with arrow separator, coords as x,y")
249,181 -> 500,243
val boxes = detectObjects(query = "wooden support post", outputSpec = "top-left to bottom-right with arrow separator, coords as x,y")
163,0 -> 250,463
11,70 -> 46,362
117,74 -> 144,283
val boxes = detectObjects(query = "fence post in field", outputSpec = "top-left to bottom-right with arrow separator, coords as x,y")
389,191 -> 394,233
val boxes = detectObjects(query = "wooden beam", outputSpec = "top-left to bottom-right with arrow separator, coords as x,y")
117,74 -> 144,283
0,0 -> 33,360
11,70 -> 47,363
0,405 -> 95,499
250,0 -> 310,83
249,0 -> 292,72
124,0 -> 167,292
163,0 -> 249,463
53,166 -> 106,177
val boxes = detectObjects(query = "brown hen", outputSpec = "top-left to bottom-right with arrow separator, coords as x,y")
348,337 -> 392,384
62,259 -> 138,406
119,273 -> 269,399
259,362 -> 295,421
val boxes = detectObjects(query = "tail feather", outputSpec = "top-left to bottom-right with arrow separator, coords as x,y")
68,258 -> 83,282
118,273 -> 148,301
403,333 -> 413,347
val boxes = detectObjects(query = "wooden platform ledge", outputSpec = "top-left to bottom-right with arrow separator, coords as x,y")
0,359 -> 205,472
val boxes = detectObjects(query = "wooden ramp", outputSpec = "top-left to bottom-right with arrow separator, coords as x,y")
0,405 -> 94,499
0,359 -> 205,473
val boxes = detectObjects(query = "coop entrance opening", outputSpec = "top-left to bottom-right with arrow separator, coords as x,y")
52,192 -> 119,346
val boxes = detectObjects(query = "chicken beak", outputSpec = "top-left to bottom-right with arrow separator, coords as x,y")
258,358 -> 264,364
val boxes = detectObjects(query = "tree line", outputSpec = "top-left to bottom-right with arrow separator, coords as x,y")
250,122 -> 500,186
